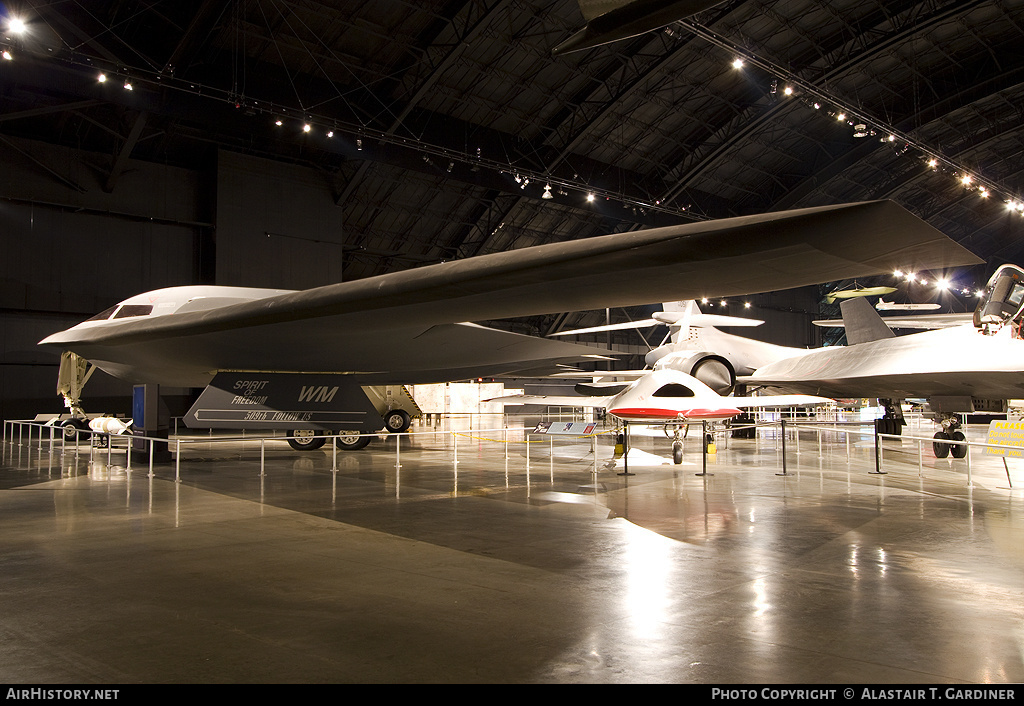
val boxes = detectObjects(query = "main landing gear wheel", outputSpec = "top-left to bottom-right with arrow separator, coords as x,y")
60,418 -> 89,440
950,430 -> 968,458
335,431 -> 372,450
287,429 -> 326,451
383,409 -> 412,433
933,431 -> 951,458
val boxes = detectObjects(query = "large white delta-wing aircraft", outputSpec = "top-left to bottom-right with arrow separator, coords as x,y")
489,368 -> 831,464
38,200 -> 979,449
550,299 -> 815,394
744,264 -> 1024,458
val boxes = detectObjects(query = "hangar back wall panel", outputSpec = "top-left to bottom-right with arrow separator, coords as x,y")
216,150 -> 346,291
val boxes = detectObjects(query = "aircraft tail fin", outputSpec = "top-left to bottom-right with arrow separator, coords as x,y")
841,297 -> 896,345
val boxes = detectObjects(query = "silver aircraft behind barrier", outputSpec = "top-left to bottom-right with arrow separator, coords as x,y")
745,264 -> 1024,457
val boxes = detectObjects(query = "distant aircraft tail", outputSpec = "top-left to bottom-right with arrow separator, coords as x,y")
840,297 -> 895,345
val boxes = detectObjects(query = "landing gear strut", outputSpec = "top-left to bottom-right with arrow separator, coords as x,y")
875,398 -> 906,436
664,424 -> 686,465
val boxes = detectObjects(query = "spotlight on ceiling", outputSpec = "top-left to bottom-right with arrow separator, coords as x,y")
542,184 -> 553,199
8,18 -> 26,34
586,192 -> 595,203
1,50 -> 11,61
731,58 -> 744,69
853,124 -> 868,138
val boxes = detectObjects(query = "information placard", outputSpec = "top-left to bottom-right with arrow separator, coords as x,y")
533,421 -> 598,436
985,420 -> 1024,457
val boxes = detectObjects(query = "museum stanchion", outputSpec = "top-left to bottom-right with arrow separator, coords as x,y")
696,420 -> 712,477
776,418 -> 791,476
870,425 -> 886,474
617,423 -> 634,476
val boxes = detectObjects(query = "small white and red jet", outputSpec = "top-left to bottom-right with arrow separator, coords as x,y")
490,367 -> 831,464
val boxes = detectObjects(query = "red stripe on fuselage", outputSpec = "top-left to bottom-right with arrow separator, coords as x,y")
609,407 -> 742,420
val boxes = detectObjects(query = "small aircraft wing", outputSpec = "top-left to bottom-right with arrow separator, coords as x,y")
728,394 -> 833,408
485,394 -> 614,408
812,313 -> 974,330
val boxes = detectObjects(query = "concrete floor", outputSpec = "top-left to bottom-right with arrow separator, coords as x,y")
1,416 -> 1023,684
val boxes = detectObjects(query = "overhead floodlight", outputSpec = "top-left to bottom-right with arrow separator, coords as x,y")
783,86 -> 793,96
123,81 -> 132,90
731,58 -> 744,69
586,192 -> 595,203
8,18 -> 26,34
326,130 -> 333,138
836,113 -> 846,121
97,72 -> 106,82
1,50 -> 11,61
302,123 -> 311,133
274,119 -> 283,126
853,124 -> 868,138
542,184 -> 553,199
960,174 -> 972,186
927,158 -> 938,168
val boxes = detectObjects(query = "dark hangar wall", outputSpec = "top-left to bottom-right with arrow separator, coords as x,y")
0,138 -> 346,421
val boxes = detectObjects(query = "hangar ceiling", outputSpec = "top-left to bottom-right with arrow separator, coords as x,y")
1,0 -> 1022,339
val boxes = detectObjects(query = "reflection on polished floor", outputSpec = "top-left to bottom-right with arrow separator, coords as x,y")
1,415 -> 1022,684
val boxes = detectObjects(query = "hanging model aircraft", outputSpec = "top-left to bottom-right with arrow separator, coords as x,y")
552,0 -> 726,55
744,264 -> 1024,458
37,200 -> 980,450
489,368 -> 831,464
875,298 -> 941,311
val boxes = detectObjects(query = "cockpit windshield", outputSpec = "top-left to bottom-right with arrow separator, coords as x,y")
85,306 -> 118,322
974,264 -> 1024,332
112,304 -> 153,319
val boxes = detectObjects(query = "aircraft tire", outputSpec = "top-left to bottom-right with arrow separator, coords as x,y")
335,431 -> 371,450
672,441 -> 683,465
60,418 -> 89,441
950,431 -> 968,458
383,409 -> 412,434
287,430 -> 326,451
933,431 -> 951,458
